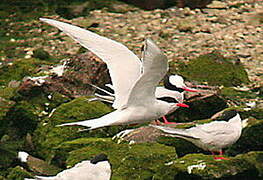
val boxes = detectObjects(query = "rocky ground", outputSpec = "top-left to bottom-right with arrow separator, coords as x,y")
0,0 -> 262,179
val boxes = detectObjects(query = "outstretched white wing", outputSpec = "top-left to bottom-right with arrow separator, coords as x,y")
40,18 -> 141,109
127,39 -> 168,106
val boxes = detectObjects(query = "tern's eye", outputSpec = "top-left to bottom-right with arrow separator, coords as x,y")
176,88 -> 185,93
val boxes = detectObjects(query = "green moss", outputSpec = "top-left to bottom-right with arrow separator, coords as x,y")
157,136 -> 206,158
178,52 -> 249,86
55,0 -> 135,19
220,87 -> 258,100
170,153 -> 259,179
0,146 -> 17,169
7,166 -> 33,180
0,58 -> 50,86
33,97 -> 118,161
0,175 -> 6,180
0,87 -> 17,100
170,94 -> 227,122
227,120 -> 263,156
57,138 -> 177,179
2,100 -> 38,137
0,97 -> 15,127
241,108 -> 263,120
238,151 -> 263,177
33,48 -> 51,60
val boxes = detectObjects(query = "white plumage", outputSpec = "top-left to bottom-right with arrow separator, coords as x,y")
151,111 -> 242,154
25,154 -> 111,180
40,18 -> 186,129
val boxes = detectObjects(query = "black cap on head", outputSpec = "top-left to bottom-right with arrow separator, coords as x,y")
217,110 -> 238,121
90,153 -> 108,164
163,74 -> 184,93
157,97 -> 179,103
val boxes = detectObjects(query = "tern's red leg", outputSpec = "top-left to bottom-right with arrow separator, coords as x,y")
152,120 -> 161,125
212,150 -> 230,160
162,116 -> 177,124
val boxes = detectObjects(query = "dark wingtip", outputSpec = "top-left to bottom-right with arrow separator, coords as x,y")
90,153 -> 108,164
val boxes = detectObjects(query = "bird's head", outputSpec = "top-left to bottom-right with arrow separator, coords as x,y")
164,74 -> 198,93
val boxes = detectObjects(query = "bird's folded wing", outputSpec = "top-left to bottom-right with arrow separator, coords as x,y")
195,121 -> 235,135
151,125 -> 199,139
40,18 -> 141,109
126,39 -> 168,106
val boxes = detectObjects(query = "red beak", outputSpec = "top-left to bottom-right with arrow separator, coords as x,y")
176,103 -> 189,108
182,87 -> 199,92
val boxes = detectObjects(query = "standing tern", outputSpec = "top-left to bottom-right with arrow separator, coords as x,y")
151,110 -> 242,160
40,18 -> 188,129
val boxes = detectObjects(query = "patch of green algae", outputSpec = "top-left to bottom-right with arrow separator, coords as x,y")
0,58 -> 51,86
220,87 -> 257,99
169,153 -> 260,179
227,120 -> 263,156
6,166 -> 33,180
52,137 -> 263,179
178,52 -> 249,86
56,138 -> 177,180
33,97 -> 124,161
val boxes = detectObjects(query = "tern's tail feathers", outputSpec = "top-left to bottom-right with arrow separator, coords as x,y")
57,119 -> 106,130
57,113 -> 119,130
150,125 -> 198,139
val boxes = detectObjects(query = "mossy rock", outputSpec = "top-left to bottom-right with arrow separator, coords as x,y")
157,136 -> 207,158
0,84 -> 70,139
0,58 -> 51,86
219,87 -> 259,106
169,152 -> 260,179
238,151 -> 263,177
33,48 -> 51,60
56,138 -> 263,179
241,108 -> 263,120
55,0 -> 135,19
56,137 -> 177,179
227,120 -> 263,156
169,94 -> 227,122
0,146 -> 17,170
0,87 -> 18,100
6,166 -> 33,180
2,100 -> 38,138
0,97 -> 15,133
178,52 -> 249,87
33,97 -> 125,161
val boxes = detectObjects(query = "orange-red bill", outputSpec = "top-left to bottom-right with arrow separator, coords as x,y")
176,103 -> 189,108
183,87 -> 199,92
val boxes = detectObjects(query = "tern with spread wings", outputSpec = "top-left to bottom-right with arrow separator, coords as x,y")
90,74 -> 197,124
40,18 -> 188,129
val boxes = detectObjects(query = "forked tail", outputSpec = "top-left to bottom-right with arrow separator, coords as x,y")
150,125 -> 198,139
57,112 -> 118,130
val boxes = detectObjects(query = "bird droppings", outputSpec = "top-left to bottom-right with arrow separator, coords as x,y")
26,76 -> 48,86
50,61 -> 67,77
187,162 -> 206,174
47,94 -> 52,100
165,161 -> 174,166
